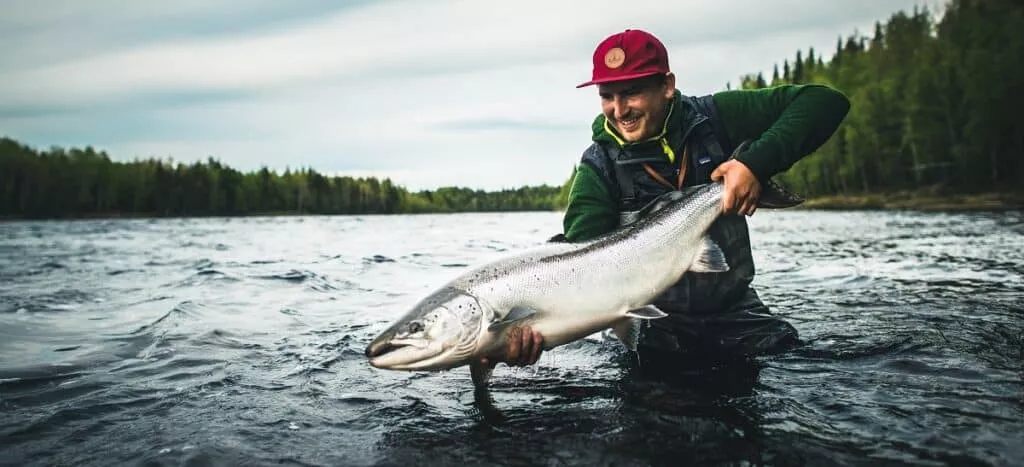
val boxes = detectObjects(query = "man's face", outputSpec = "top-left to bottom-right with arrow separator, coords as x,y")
598,73 -> 675,142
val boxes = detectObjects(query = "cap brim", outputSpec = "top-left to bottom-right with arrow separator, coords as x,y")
575,71 -> 664,88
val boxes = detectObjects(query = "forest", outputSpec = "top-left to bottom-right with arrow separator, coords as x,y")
1,0 -> 1020,219
735,0 -> 1022,201
0,137 -> 563,218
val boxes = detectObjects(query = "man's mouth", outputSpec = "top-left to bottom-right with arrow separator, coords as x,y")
618,115 -> 641,131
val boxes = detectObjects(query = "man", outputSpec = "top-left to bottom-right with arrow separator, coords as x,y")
481,28 -> 850,371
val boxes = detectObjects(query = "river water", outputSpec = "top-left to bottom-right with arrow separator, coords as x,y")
1,209 -> 1021,466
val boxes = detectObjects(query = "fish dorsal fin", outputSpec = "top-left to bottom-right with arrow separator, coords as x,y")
487,306 -> 537,332
690,236 -> 729,273
634,185 -> 712,219
633,190 -> 683,220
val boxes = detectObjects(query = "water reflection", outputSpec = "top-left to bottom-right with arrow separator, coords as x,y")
375,348 -> 771,467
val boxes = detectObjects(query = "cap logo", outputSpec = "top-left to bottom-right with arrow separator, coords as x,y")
604,47 -> 625,69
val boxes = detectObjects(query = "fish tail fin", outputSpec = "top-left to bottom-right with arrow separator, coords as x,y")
729,139 -> 805,209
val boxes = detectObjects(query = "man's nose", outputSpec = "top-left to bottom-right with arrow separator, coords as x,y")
612,96 -> 628,119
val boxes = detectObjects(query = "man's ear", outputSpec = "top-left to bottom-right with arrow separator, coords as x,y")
662,73 -> 676,99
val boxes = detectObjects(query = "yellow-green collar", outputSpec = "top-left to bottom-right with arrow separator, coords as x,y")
595,94 -> 680,163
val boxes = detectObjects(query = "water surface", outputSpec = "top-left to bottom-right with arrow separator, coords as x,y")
1,210 -> 1021,466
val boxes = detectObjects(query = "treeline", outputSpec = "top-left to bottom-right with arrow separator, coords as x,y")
0,137 -> 562,219
6,0 -> 1019,220
737,0 -> 1023,197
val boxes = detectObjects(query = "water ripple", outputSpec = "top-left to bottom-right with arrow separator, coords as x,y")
0,210 -> 1021,466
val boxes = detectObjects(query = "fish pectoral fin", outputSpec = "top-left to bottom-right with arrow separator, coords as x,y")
611,318 -> 642,351
624,305 -> 668,320
486,306 -> 538,332
470,360 -> 494,389
690,236 -> 730,273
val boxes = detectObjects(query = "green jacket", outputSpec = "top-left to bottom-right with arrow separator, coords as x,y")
563,84 -> 851,242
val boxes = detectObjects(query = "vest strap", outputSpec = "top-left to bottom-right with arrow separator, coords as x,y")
641,144 -> 689,191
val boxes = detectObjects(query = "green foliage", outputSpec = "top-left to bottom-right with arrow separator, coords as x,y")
740,0 -> 1024,196
0,138 -> 562,219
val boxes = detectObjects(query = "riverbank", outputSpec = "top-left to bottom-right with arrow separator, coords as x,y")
797,191 -> 1024,212
2,191 -> 1021,222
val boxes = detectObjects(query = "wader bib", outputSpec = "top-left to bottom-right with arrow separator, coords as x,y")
578,94 -> 799,364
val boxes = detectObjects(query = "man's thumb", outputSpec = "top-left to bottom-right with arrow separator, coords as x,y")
710,165 -> 724,181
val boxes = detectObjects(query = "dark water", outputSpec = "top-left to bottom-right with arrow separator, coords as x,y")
1,210 -> 1021,466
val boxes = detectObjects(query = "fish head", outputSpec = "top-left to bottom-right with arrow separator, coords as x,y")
365,287 -> 484,371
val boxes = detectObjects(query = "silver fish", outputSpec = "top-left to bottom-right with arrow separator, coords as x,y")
365,177 -> 801,389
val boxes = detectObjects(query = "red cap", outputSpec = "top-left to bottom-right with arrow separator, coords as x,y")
576,29 -> 670,88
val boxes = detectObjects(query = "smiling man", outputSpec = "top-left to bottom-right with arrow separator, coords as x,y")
483,28 -> 850,371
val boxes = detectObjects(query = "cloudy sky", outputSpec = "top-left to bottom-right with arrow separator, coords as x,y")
1,0 -> 933,190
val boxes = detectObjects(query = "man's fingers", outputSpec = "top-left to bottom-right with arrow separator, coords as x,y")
739,194 -> 755,216
507,328 -> 521,364
745,187 -> 761,216
519,327 -> 531,365
721,186 -> 734,213
529,331 -> 542,365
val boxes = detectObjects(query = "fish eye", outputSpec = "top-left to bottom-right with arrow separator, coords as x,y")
407,321 -> 424,333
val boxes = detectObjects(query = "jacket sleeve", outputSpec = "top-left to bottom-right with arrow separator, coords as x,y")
711,84 -> 851,180
561,162 -> 619,242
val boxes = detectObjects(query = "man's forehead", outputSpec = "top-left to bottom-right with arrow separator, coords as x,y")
596,76 -> 663,94
597,79 -> 642,93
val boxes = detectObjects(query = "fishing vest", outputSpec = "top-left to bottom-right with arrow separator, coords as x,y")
579,94 -> 756,316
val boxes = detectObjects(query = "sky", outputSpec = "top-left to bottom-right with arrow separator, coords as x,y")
0,0 -> 937,191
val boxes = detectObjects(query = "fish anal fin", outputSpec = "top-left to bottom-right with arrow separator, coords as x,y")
624,304 -> 668,320
611,318 -> 642,351
690,236 -> 729,273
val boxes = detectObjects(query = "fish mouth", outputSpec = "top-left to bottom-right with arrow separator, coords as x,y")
365,340 -> 407,359
365,337 -> 444,370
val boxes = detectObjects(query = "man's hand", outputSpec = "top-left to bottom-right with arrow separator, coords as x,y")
479,326 -> 544,369
710,160 -> 761,216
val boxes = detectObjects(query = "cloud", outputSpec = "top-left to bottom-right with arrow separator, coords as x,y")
0,0 -> 932,190
427,119 -> 579,134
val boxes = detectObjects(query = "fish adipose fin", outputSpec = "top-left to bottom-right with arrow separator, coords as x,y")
487,306 -> 538,332
690,236 -> 730,273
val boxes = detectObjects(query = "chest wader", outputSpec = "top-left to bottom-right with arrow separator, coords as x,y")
579,95 -> 800,366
